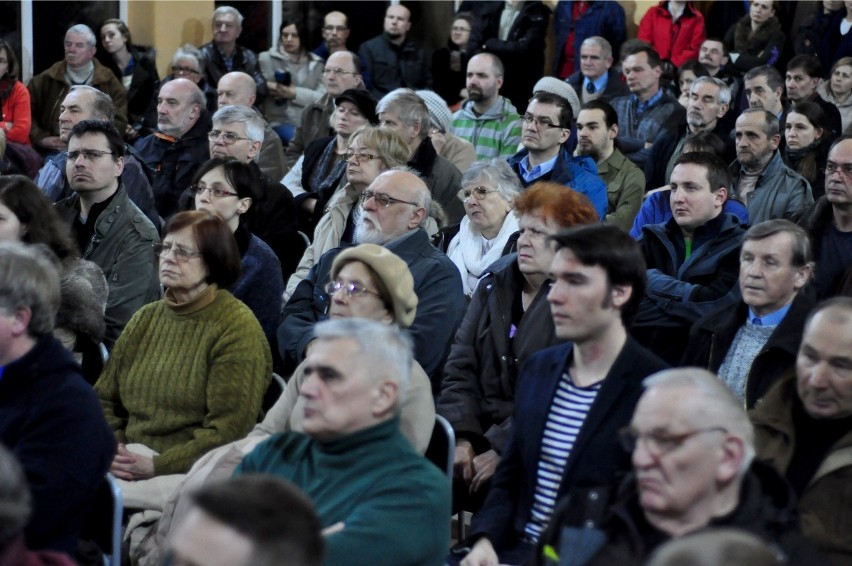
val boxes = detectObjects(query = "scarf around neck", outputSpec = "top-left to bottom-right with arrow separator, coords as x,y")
447,212 -> 519,296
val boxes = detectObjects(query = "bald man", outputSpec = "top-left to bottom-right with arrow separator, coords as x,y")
134,78 -> 212,217
279,168 -> 465,390
217,72 -> 286,181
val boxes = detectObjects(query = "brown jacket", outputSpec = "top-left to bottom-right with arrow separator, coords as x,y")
751,373 -> 852,565
28,59 -> 128,146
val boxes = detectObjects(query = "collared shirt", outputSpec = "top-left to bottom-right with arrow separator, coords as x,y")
634,89 -> 664,116
748,302 -> 793,327
519,153 -> 558,184
583,73 -> 608,95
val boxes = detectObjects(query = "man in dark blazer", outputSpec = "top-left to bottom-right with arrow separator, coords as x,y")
566,36 -> 630,105
455,225 -> 668,566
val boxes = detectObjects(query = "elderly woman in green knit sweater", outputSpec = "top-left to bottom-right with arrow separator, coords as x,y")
95,211 -> 272,499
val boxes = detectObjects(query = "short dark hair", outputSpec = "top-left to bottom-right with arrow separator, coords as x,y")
532,91 -> 574,130
702,37 -> 728,56
678,59 -> 710,83
581,99 -> 618,129
787,54 -> 822,78
673,151 -> 732,193
682,131 -> 727,158
550,224 -> 647,324
744,65 -> 783,92
192,157 -> 260,201
625,43 -> 663,69
163,211 -> 241,289
743,219 -> 811,267
68,119 -> 125,159
804,296 -> 852,327
190,474 -> 323,566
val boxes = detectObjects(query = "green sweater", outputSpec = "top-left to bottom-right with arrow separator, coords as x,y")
96,287 -> 272,474
237,417 -> 451,566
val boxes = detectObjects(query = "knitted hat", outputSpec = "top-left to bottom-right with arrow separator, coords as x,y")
335,89 -> 379,125
533,77 -> 581,121
330,244 -> 418,327
416,90 -> 453,133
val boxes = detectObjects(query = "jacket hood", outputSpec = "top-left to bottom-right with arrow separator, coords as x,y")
459,96 -> 520,121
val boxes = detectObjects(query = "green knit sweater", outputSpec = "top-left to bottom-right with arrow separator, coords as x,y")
95,286 -> 272,475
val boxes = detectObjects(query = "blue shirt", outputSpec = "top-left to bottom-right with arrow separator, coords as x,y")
748,301 -> 793,327
519,153 -> 559,184
634,89 -> 664,116
583,73 -> 608,95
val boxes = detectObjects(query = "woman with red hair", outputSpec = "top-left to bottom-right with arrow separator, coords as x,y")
437,181 -> 598,516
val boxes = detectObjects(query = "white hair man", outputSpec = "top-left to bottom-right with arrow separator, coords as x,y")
238,318 -> 450,565
28,24 -> 128,152
199,6 -> 267,104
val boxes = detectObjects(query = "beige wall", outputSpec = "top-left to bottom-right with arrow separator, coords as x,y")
128,0 -> 214,78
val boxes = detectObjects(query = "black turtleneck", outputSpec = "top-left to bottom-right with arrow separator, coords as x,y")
72,190 -> 119,254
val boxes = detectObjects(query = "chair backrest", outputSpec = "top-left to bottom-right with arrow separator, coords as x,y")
425,415 -> 454,483
79,473 -> 123,566
261,372 -> 287,414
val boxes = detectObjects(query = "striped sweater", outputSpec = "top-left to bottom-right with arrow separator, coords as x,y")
95,286 -> 272,475
451,96 -> 522,160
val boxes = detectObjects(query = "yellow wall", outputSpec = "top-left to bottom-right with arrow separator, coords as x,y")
128,0 -> 214,78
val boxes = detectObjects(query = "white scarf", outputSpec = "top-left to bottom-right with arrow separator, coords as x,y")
447,212 -> 519,296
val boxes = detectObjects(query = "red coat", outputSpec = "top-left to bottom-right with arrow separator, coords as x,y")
1,81 -> 31,145
637,2 -> 706,67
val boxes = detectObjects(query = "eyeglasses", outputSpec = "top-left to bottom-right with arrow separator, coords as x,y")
208,130 -> 251,144
322,25 -> 349,33
344,151 -> 381,163
324,280 -> 381,298
360,190 -> 419,208
459,185 -> 500,202
67,149 -> 113,161
618,426 -> 728,457
451,26 -> 471,33
155,242 -> 202,262
171,66 -> 200,75
323,68 -> 358,76
825,162 -> 852,176
188,185 -> 239,199
522,113 -> 563,130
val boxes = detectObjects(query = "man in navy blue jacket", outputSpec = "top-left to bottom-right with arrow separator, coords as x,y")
456,225 -> 668,566
0,243 -> 115,555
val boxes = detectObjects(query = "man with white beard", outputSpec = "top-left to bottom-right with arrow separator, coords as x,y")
278,169 -> 464,391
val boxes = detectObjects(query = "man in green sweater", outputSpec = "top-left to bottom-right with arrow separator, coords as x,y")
237,318 -> 450,566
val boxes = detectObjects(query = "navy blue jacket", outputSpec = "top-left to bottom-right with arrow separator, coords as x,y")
278,228 -> 465,391
508,146 -> 608,221
467,337 -> 668,562
0,334 -> 115,554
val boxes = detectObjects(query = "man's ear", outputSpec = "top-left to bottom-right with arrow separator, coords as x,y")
610,284 -> 632,310
716,434 -> 746,484
408,205 -> 427,229
769,133 -> 781,151
372,380 -> 398,416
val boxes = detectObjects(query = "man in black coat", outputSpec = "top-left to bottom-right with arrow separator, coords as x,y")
682,220 -> 814,408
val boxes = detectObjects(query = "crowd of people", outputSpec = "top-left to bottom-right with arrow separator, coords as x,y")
0,1 -> 851,566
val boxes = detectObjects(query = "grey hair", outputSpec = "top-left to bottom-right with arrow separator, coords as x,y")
461,159 -> 522,202
690,76 -> 732,106
213,5 -> 244,26
376,88 -> 431,140
0,443 -> 30,547
0,242 -> 60,337
66,24 -> 96,47
643,368 -> 756,474
581,36 -> 613,60
213,105 -> 265,144
313,318 -> 412,405
68,85 -> 115,122
171,44 -> 205,75
739,107 -> 780,138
